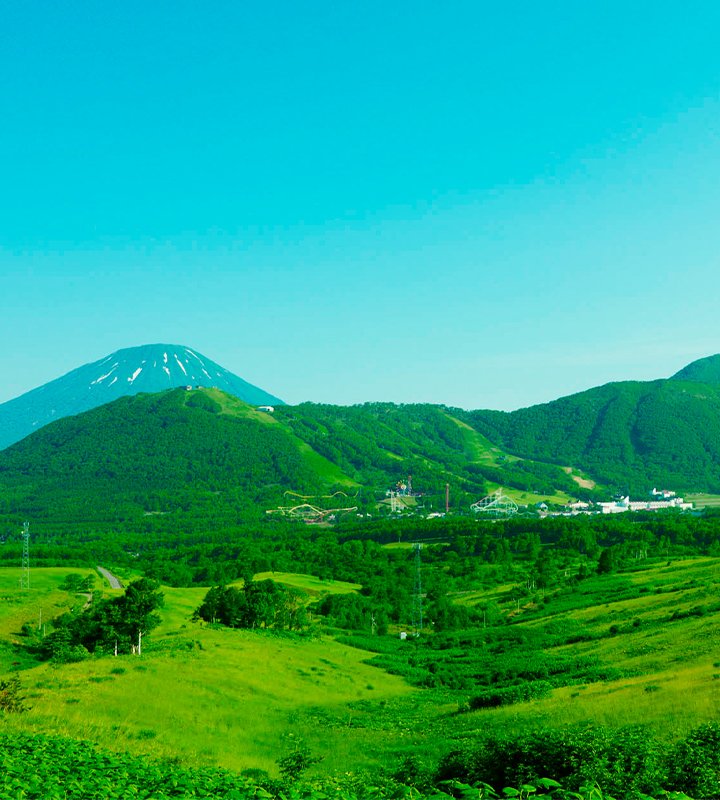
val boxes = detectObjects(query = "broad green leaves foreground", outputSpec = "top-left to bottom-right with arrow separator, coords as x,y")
0,733 -> 704,800
0,732 -> 696,800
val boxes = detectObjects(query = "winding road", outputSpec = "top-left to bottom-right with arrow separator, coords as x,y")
97,566 -> 123,589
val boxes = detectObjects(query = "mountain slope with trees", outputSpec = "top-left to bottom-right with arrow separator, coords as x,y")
465,377 -> 720,492
0,390 -> 583,533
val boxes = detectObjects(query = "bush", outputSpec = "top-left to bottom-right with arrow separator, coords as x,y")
276,743 -> 323,782
0,676 -> 28,714
436,725 -> 669,797
668,722 -> 720,798
469,680 -> 553,710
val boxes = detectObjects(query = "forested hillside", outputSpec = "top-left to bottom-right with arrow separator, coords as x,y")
466,379 -> 720,492
0,389 -> 332,525
0,392 -> 585,536
276,402 -> 579,500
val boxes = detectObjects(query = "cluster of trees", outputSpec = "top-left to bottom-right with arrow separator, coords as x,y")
195,579 -> 307,631
31,578 -> 164,661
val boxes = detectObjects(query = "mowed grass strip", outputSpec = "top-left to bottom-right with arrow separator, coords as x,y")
251,572 -> 361,596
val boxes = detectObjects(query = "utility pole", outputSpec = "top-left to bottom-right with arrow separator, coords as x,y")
411,543 -> 423,636
20,522 -> 30,590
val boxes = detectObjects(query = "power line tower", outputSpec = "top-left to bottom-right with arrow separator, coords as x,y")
411,542 -> 423,636
20,521 -> 30,590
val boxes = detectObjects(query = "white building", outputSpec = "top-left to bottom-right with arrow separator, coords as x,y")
598,495 -> 692,514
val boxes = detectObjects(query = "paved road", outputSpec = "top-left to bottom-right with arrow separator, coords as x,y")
97,566 -> 123,589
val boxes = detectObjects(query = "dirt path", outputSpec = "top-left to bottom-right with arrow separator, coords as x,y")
97,566 -> 123,589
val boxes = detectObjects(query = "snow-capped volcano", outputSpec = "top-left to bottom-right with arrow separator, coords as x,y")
0,344 -> 284,450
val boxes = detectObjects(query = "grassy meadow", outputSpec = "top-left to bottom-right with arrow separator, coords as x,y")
0,568 -> 420,777
452,556 -> 720,741
2,556 -> 720,784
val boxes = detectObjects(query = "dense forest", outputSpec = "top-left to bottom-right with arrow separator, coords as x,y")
466,378 -> 720,492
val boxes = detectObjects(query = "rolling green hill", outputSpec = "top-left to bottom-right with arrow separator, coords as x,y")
670,353 -> 720,384
466,377 -> 720,493
0,388 -> 341,526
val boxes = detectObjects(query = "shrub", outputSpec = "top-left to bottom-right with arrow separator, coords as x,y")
0,676 -> 28,714
668,722 -> 720,798
436,724 -> 669,797
469,680 -> 553,710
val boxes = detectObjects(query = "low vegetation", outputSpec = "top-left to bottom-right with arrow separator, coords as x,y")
2,506 -> 720,796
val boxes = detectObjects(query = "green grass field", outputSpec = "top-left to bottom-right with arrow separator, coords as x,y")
0,569 -> 421,777
686,492 -> 720,508
3,558 -> 720,781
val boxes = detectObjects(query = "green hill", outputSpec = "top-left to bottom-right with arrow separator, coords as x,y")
0,388 -> 345,525
466,378 -> 720,493
0,391 -> 584,532
670,353 -> 720,384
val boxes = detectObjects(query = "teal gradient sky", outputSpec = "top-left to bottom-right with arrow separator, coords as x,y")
2,2 -> 720,409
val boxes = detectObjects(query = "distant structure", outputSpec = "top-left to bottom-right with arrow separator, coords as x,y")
598,494 -> 692,514
256,405 -> 275,413
20,521 -> 30,590
267,490 -> 358,523
471,490 -> 519,517
389,491 -> 400,514
384,475 -> 419,514
389,475 -> 413,496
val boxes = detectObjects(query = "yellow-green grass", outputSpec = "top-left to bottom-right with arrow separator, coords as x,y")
451,557 -> 720,739
483,482 -> 573,505
0,571 -> 426,776
202,388 -> 279,425
446,412 -> 582,503
4,619 -> 416,776
251,572 -> 361,596
455,657 -> 720,742
446,413 -> 513,466
453,581 -> 518,607
0,567 -> 97,635
686,492 -> 720,508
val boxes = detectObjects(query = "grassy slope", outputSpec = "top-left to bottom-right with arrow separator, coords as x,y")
207,389 -> 357,489
4,558 -> 720,779
446,411 -> 578,504
0,569 -> 416,777
452,556 -> 720,740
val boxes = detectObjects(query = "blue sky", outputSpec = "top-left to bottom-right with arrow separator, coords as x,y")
2,1 -> 720,409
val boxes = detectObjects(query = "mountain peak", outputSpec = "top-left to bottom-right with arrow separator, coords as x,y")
0,344 -> 283,450
670,354 -> 720,384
